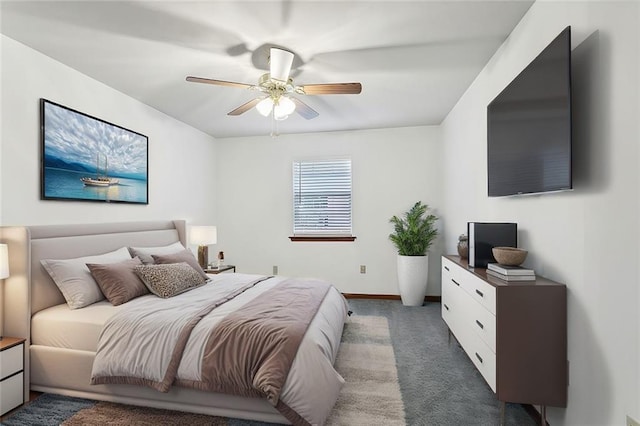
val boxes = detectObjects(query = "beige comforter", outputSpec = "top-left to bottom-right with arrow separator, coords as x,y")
91,273 -> 349,425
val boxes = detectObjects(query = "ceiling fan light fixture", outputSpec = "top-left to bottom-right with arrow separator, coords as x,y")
256,97 -> 274,116
269,48 -> 294,82
276,96 -> 296,116
273,96 -> 295,121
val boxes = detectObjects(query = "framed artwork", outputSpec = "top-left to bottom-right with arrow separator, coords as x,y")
41,99 -> 148,204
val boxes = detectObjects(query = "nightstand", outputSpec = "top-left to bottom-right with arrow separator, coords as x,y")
0,337 -> 25,416
205,265 -> 236,274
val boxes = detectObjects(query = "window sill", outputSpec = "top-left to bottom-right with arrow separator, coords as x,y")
289,235 -> 357,242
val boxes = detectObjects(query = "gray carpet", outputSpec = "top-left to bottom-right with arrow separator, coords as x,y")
348,299 -> 537,425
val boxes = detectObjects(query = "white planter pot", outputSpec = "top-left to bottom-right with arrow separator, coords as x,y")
396,254 -> 429,306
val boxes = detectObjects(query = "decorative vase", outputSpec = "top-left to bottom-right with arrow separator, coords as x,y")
396,254 -> 429,306
457,234 -> 468,259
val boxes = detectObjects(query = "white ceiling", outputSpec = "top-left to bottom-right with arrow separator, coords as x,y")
0,1 -> 533,138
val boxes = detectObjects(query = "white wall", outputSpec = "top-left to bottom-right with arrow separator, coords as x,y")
441,1 -> 639,425
216,126 -> 443,295
0,35 -> 217,229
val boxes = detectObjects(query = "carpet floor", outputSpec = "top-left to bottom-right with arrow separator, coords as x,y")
2,299 -> 538,425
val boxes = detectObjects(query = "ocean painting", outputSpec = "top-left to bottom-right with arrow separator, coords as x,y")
41,99 -> 148,204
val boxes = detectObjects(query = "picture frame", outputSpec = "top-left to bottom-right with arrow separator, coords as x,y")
41,99 -> 149,204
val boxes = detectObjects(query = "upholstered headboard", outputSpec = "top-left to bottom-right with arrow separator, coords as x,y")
28,220 -> 186,314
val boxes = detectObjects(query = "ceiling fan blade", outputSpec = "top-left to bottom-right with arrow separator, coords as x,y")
227,98 -> 262,116
186,76 -> 254,90
269,47 -> 294,82
300,83 -> 362,95
291,98 -> 319,120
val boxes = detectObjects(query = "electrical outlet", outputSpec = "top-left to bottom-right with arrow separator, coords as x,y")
627,415 -> 640,426
360,265 -> 366,274
272,265 -> 278,275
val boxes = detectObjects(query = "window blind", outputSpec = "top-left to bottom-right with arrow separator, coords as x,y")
293,159 -> 352,235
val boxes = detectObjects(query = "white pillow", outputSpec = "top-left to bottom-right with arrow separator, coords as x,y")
127,241 -> 185,265
41,247 -> 132,309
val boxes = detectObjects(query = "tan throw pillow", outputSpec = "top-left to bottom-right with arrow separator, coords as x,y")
87,257 -> 148,306
152,249 -> 209,281
134,262 -> 206,298
128,241 -> 185,265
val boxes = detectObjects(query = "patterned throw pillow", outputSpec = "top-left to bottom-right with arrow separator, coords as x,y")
152,249 -> 209,281
134,262 -> 206,298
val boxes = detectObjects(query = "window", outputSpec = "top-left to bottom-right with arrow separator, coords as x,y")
291,158 -> 355,241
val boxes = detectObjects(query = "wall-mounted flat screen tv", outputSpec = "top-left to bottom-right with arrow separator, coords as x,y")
487,26 -> 572,197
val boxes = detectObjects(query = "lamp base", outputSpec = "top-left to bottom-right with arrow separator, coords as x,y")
197,245 -> 208,269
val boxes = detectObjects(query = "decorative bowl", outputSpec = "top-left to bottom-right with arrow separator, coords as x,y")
492,247 -> 528,266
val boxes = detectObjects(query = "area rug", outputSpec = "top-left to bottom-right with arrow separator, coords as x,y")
1,315 -> 405,426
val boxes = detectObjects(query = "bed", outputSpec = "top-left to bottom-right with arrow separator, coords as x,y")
0,220 -> 349,425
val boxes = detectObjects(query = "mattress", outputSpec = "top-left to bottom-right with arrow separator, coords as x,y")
31,300 -> 121,351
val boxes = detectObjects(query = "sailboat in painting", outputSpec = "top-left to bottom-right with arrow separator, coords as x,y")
81,153 -> 119,187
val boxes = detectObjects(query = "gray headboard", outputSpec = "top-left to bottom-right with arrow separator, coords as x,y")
28,220 -> 186,314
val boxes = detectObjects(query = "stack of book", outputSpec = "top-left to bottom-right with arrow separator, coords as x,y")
486,263 -> 535,281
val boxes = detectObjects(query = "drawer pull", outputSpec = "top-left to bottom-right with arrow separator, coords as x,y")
475,320 -> 484,329
475,289 -> 484,297
444,304 -> 450,311
452,279 -> 460,286
475,353 -> 483,363
444,266 -> 450,271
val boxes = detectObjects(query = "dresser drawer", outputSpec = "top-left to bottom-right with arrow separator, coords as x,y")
0,344 -> 23,378
0,371 -> 24,416
442,275 -> 465,336
441,257 -> 455,283
441,279 -> 455,326
468,298 -> 497,353
461,273 -> 496,315
466,332 -> 497,392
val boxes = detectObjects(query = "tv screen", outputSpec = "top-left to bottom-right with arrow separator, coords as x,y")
487,26 -> 572,197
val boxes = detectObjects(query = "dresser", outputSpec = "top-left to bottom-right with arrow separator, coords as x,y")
0,337 -> 25,416
441,255 -> 567,416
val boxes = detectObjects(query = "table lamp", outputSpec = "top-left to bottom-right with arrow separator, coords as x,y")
0,243 -> 9,340
189,226 -> 217,269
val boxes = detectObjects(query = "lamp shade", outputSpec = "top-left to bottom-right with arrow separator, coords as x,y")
274,96 -> 296,120
0,243 -> 9,279
190,226 -> 217,246
256,97 -> 274,117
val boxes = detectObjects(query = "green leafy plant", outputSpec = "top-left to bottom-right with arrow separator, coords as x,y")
389,201 -> 438,256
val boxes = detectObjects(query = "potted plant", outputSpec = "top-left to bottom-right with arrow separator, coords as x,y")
389,201 -> 438,306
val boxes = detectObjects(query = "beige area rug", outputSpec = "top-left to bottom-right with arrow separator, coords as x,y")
326,315 -> 406,426
62,315 -> 405,425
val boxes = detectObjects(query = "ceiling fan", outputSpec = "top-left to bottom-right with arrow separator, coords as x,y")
186,47 -> 362,121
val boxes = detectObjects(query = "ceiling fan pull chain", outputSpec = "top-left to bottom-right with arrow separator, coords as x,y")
270,111 -> 279,138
